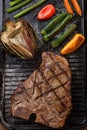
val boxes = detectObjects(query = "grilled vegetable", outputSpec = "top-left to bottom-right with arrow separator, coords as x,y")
51,24 -> 76,48
37,4 -> 56,20
7,0 -> 32,13
9,0 -> 22,7
41,12 -> 67,35
64,0 -> 74,15
43,14 -> 73,41
14,0 -> 47,19
71,0 -> 82,16
61,34 -> 85,54
0,19 -> 37,59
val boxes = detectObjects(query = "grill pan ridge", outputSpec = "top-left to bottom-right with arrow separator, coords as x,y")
0,0 -> 87,130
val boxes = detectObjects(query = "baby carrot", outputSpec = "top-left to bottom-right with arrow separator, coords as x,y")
71,0 -> 82,16
64,0 -> 74,15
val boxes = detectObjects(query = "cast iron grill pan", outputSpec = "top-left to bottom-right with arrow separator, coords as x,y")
0,0 -> 87,130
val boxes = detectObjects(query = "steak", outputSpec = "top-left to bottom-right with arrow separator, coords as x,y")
11,51 -> 72,128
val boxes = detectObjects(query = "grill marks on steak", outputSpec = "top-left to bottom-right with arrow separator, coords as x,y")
11,51 -> 72,128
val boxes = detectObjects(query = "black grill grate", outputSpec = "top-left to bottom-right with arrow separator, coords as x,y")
0,0 -> 87,130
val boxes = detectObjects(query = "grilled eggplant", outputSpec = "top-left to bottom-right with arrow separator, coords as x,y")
1,19 -> 37,59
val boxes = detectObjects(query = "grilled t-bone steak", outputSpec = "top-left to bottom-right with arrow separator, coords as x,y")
11,51 -> 72,128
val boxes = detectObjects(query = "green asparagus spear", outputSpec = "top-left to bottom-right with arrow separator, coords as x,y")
41,12 -> 67,35
43,14 -> 73,41
51,24 -> 76,48
14,0 -> 47,19
10,0 -> 23,7
7,0 -> 32,13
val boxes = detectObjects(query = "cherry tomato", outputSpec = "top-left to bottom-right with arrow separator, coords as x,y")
37,4 -> 56,20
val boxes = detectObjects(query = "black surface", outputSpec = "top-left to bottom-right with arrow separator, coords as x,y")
0,0 -> 87,130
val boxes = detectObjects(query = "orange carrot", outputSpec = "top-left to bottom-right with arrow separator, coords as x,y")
71,0 -> 82,16
64,0 -> 74,15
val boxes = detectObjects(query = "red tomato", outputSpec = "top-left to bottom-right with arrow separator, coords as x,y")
37,4 -> 56,20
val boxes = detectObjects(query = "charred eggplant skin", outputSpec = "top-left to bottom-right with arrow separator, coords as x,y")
0,19 -> 37,59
